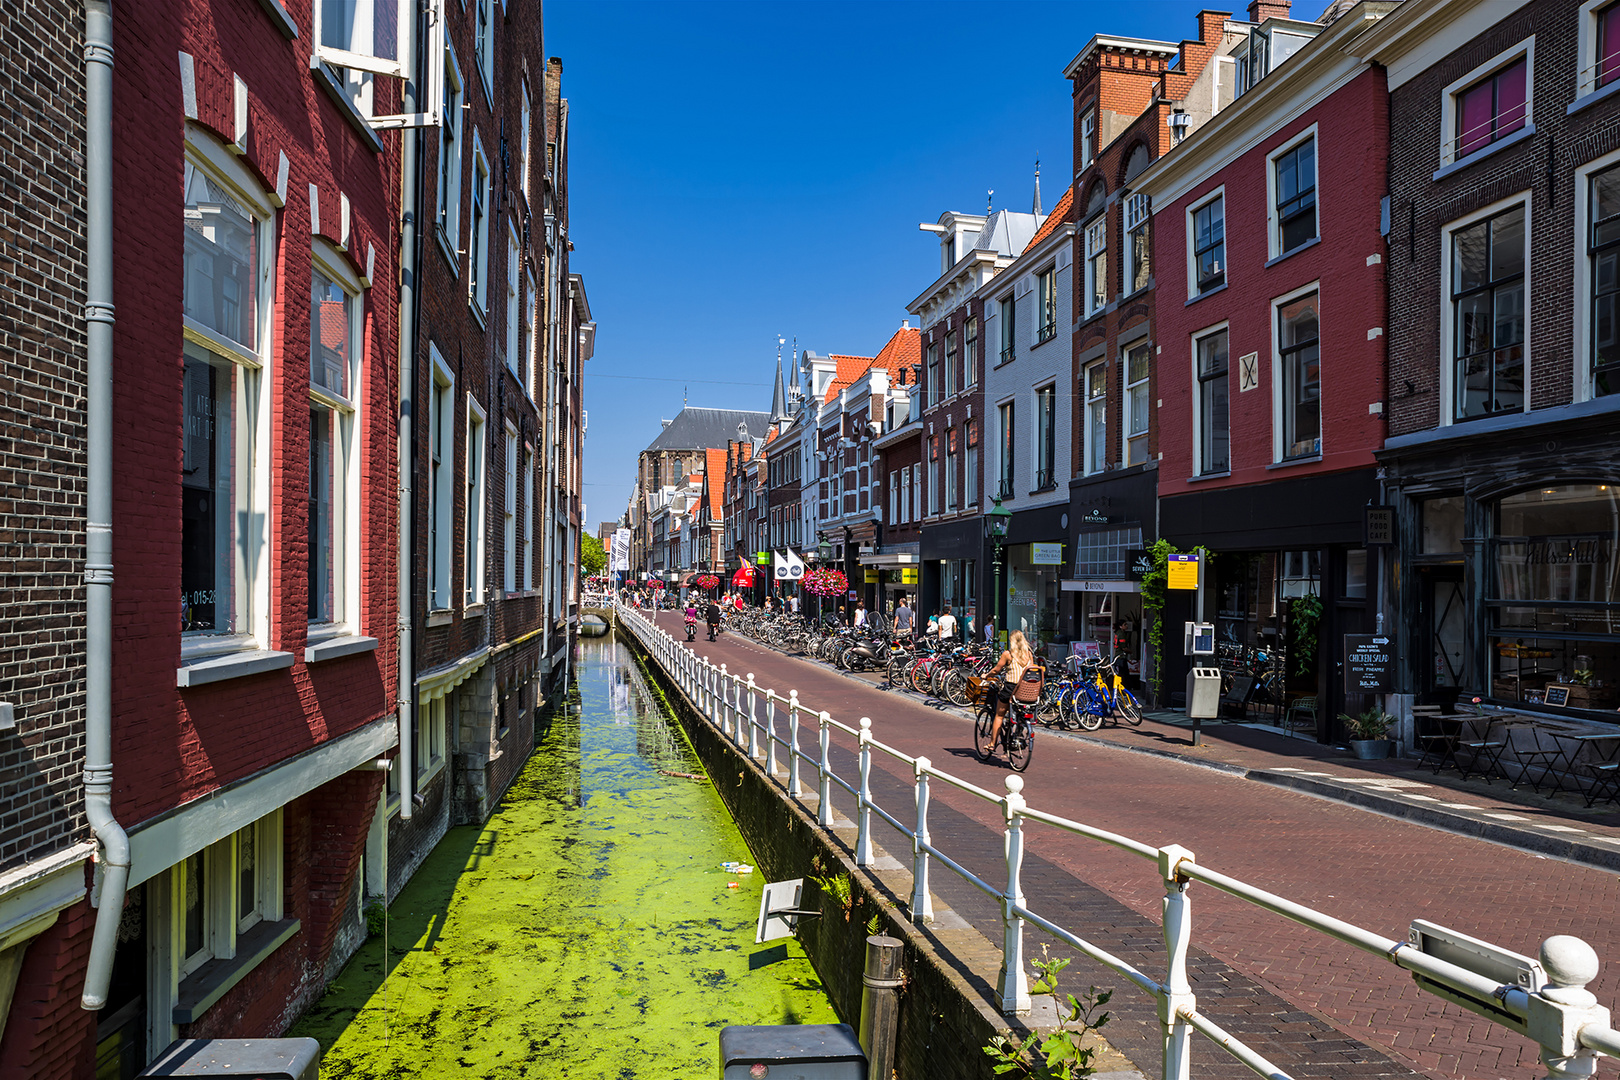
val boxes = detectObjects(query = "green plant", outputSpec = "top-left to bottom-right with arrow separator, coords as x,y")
1289,593 -> 1322,677
1140,542 -> 1212,705
1574,668 -> 1596,686
982,948 -> 1112,1078
1338,706 -> 1394,740
809,872 -> 853,920
364,900 -> 387,938
866,911 -> 884,937
580,532 -> 608,577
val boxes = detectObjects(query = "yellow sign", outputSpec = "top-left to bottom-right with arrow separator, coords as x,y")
900,568 -> 918,584
1167,554 -> 1200,590
865,570 -> 879,583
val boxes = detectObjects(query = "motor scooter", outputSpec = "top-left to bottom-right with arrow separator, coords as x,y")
685,618 -> 697,642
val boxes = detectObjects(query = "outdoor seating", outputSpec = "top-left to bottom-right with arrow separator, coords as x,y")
1414,711 -> 1461,774
1284,695 -> 1317,735
1504,724 -> 1564,795
1453,716 -> 1506,783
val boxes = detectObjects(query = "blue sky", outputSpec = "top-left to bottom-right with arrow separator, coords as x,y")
555,0 -> 1225,525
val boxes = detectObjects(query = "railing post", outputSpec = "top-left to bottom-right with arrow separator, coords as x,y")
817,711 -> 834,828
788,691 -> 803,796
1158,844 -> 1196,1080
765,690 -> 779,776
719,664 -> 730,734
997,775 -> 1031,1015
747,675 -> 759,758
910,757 -> 934,925
856,718 -> 874,866
1532,936 -> 1607,1080
703,659 -> 715,722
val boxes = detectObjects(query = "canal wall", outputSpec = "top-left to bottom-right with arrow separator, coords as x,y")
618,630 -> 1044,1080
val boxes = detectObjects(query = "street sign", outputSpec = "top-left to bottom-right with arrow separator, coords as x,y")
1343,634 -> 1394,692
1127,549 -> 1153,580
1032,542 -> 1064,565
1365,505 -> 1395,546
1167,553 -> 1199,590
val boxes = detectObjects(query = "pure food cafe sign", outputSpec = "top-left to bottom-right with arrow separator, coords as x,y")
1343,635 -> 1394,693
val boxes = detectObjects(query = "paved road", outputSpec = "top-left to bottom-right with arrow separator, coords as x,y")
649,614 -> 1620,1080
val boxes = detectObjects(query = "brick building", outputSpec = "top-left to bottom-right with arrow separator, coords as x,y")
909,211 -> 1040,625
1137,1 -> 1396,725
1059,12 -> 1238,669
1358,0 -> 1620,721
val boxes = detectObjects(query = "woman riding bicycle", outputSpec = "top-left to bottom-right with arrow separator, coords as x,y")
986,631 -> 1043,760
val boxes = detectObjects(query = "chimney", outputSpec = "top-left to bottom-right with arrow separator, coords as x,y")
900,319 -> 910,330
1248,0 -> 1290,21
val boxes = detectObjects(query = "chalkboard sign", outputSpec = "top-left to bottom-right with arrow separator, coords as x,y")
1544,685 -> 1570,708
1344,635 -> 1394,692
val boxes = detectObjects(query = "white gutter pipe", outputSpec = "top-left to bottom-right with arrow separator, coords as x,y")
395,0 -> 424,817
81,0 -> 131,1011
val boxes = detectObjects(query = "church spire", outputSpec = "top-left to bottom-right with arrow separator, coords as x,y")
770,336 -> 789,426
1032,156 -> 1043,218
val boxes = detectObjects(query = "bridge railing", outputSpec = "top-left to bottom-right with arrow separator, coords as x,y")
614,603 -> 1618,1080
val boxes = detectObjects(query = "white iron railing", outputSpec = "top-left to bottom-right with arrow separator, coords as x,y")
614,603 -> 1620,1080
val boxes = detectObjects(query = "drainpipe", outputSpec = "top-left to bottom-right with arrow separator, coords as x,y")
396,0 -> 425,817
81,0 -> 130,1012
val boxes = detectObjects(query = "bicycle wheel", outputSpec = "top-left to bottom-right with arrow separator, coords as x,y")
909,660 -> 932,695
1076,688 -> 1105,731
1059,687 -> 1083,730
1036,687 -> 1062,728
944,670 -> 972,708
1119,688 -> 1144,726
1006,719 -> 1034,772
974,704 -> 997,762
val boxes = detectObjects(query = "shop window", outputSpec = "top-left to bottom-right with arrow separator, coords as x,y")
1489,484 -> 1620,708
1421,495 -> 1465,554
1589,162 -> 1620,397
1450,204 -> 1525,421
1344,548 -> 1367,599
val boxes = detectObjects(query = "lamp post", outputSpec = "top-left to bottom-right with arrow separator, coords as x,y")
985,498 -> 1011,647
815,533 -> 833,625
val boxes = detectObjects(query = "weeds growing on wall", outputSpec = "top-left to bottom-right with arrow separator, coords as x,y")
982,947 -> 1113,1078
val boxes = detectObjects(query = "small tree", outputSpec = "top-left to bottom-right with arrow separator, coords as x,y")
580,533 -> 608,578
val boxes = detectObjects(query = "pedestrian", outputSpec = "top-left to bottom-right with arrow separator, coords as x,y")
853,600 -> 867,628
925,611 -> 939,638
838,604 -> 848,626
984,616 -> 996,644
893,596 -> 913,637
790,593 -> 800,615
937,608 -> 957,642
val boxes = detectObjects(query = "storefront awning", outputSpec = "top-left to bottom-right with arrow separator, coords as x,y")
1061,579 -> 1140,594
857,552 -> 917,566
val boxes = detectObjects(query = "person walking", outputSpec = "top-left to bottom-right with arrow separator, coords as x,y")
937,608 -> 958,643
853,600 -> 867,628
893,596 -> 913,637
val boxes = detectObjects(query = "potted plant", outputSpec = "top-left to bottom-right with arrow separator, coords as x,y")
1339,706 -> 1396,760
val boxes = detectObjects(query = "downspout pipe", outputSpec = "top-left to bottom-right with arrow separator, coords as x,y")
81,0 -> 130,1011
396,0 -> 426,817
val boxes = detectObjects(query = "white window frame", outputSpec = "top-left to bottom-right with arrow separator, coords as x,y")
429,347 -> 456,610
474,0 -> 495,102
1269,281 -> 1324,463
180,132 -> 276,657
1186,186 -> 1227,300
1124,193 -> 1150,296
1439,38 -> 1535,170
1574,146 -> 1620,401
1438,191 -> 1532,427
524,442 -> 535,590
523,267 -> 538,399
417,695 -> 447,783
964,422 -> 978,508
946,429 -> 958,512
504,423 -> 518,594
889,470 -> 899,524
436,48 -> 463,260
999,295 -> 1016,363
308,241 -> 366,635
1082,364 -> 1106,477
469,134 -> 491,317
1034,382 -> 1058,487
1191,322 -> 1232,476
465,395 -> 488,606
505,219 -> 521,376
1122,339 -> 1151,467
996,399 -> 1016,499
1037,265 -> 1058,341
1084,217 -> 1107,319
1577,0 -> 1620,101
520,81 -> 533,202
1081,109 -> 1096,167
1265,124 -> 1319,260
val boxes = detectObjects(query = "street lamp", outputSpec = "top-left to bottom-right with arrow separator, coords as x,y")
814,533 -> 832,625
985,497 -> 1012,645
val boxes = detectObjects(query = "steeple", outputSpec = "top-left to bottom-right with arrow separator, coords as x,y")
771,336 -> 789,425
1032,157 -> 1043,218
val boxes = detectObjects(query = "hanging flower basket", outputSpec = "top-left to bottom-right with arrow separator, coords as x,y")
649,579 -> 666,591
693,573 -> 722,591
803,568 -> 848,598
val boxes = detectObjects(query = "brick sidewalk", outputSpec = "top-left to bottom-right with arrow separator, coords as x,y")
651,613 -> 1620,1080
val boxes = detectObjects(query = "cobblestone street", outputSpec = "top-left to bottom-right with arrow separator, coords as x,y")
652,613 -> 1620,1080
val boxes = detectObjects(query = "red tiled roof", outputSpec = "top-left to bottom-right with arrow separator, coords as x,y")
1026,184 -> 1075,251
870,324 -> 922,383
704,447 -> 728,515
823,353 -> 874,402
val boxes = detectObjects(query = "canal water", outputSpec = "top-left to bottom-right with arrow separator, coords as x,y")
291,634 -> 837,1078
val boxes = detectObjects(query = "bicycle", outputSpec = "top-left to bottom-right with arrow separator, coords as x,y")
974,683 -> 1036,772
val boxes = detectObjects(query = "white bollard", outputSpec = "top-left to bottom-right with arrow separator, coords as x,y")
997,775 -> 1031,1015
911,757 -> 934,924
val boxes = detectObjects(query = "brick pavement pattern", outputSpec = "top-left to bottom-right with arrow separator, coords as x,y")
651,614 -> 1620,1080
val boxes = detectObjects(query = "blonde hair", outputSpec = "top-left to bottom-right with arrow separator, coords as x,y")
1008,631 -> 1034,672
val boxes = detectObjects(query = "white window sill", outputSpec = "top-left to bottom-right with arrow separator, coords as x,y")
177,649 -> 295,688
464,603 -> 487,617
305,635 -> 379,664
1431,123 -> 1535,183
255,0 -> 299,39
468,297 -> 488,330
416,757 -> 446,790
1268,453 -> 1323,470
435,226 -> 459,273
1184,283 -> 1228,307
1184,470 -> 1232,483
308,58 -> 383,154
426,610 -> 454,628
1569,81 -> 1620,116
1264,236 -> 1321,268
172,917 -> 299,1023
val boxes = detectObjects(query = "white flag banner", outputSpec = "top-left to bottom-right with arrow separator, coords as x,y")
781,549 -> 805,580
612,528 -> 631,573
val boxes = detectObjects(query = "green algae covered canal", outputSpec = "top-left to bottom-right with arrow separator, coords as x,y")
291,635 -> 837,1078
